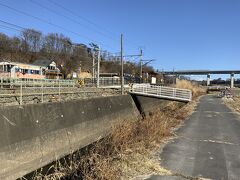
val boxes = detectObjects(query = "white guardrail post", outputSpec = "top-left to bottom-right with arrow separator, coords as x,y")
190,91 -> 192,101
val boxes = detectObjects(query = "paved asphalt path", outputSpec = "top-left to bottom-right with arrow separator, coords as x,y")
148,95 -> 240,180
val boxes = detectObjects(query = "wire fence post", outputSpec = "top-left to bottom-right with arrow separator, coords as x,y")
10,78 -> 12,88
58,80 -> 61,102
20,82 -> 23,106
96,45 -> 100,88
120,34 -> 124,95
41,82 -> 44,103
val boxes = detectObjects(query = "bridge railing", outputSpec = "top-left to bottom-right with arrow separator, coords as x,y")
130,84 -> 192,102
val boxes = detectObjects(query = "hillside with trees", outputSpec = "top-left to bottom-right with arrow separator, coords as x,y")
0,28 -> 155,78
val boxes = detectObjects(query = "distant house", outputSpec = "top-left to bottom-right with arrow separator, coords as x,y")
32,59 -> 62,79
0,59 -> 62,79
32,59 -> 57,70
0,60 -> 45,79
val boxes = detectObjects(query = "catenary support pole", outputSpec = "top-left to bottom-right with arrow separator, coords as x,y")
140,49 -> 143,83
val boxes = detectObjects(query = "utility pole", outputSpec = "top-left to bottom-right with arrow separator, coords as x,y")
90,43 -> 99,86
140,49 -> 143,83
115,48 -> 142,84
120,34 -> 124,95
97,45 -> 100,88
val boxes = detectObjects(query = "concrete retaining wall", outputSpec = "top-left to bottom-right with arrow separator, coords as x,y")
0,94 -> 177,179
131,94 -> 172,116
0,95 -> 139,180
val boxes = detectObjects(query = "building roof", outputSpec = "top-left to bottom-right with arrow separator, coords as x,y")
32,59 -> 53,67
0,61 -> 42,70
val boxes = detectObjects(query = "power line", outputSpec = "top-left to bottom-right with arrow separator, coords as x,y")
0,21 -> 85,52
0,2 -> 93,41
0,19 -> 47,36
47,0 -> 141,51
0,24 -> 95,59
47,0 -> 118,39
0,24 -> 22,32
29,0 -> 118,44
0,19 -> 96,52
0,1 -> 115,50
0,2 -> 145,59
0,19 -> 25,30
0,22 -> 125,67
0,19 -> 121,59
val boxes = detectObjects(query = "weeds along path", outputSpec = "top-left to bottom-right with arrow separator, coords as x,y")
31,82 -> 204,180
223,96 -> 240,113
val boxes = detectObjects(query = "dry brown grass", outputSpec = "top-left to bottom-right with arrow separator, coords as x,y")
176,80 -> 206,98
223,96 -> 240,113
33,83 -> 204,180
33,102 -> 199,180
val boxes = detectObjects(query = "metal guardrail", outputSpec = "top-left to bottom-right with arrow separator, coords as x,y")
130,84 -> 192,102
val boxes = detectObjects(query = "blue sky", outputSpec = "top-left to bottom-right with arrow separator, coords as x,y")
0,0 -> 239,77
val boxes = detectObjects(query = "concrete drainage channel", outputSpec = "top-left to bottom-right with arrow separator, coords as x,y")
0,94 -> 180,179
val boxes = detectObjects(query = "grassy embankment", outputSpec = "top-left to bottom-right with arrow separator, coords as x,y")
34,80 -> 205,180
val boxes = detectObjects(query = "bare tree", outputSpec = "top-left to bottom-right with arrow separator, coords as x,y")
21,29 -> 42,52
